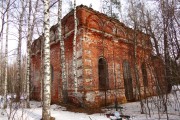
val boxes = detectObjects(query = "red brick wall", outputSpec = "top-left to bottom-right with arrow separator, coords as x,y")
31,53 -> 42,101
31,5 -> 160,107
78,6 -> 155,107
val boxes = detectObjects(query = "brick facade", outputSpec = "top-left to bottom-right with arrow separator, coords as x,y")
31,5 -> 163,107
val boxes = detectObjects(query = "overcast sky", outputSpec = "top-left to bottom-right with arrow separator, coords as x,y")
0,0 -> 136,61
76,0 -> 101,11
0,0 -> 103,61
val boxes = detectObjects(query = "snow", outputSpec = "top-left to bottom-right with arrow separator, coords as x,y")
0,86 -> 179,120
0,101 -> 109,120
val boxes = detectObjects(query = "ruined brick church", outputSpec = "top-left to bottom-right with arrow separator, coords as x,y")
31,5 -> 164,107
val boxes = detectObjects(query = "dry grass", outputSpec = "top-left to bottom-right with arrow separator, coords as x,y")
59,103 -> 104,115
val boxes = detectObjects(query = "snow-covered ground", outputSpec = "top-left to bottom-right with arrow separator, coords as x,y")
0,86 -> 179,120
0,100 -> 109,120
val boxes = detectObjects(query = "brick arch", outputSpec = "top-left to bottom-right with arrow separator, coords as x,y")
117,26 -> 126,38
103,21 -> 116,35
62,15 -> 75,34
86,14 -> 103,30
98,57 -> 109,91
127,30 -> 134,40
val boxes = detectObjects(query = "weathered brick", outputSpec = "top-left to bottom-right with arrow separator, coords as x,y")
31,5 -> 164,107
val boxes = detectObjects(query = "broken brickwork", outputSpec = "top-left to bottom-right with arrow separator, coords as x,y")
31,5 -> 163,107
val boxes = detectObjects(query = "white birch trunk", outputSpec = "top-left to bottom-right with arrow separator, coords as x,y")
58,0 -> 68,103
16,0 -> 26,101
25,0 -> 32,108
0,36 -> 3,93
42,0 -> 51,119
3,0 -> 9,109
26,0 -> 39,107
133,23 -> 144,113
73,0 -> 77,93
41,39 -> 44,102
0,0 -> 4,91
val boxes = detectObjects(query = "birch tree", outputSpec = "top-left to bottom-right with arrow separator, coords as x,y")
159,0 -> 180,92
3,0 -> 10,109
0,0 -> 5,38
42,0 -> 51,119
16,0 -> 26,101
0,0 -> 18,38
125,0 -> 180,118
25,0 -> 32,108
40,36 -> 44,102
101,0 -> 122,19
127,0 -> 149,114
161,0 -> 171,95
58,0 -> 68,103
26,0 -> 40,108
0,0 -> 4,94
73,0 -> 77,93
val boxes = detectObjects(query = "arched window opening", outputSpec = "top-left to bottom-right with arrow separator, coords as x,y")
123,60 -> 133,101
51,65 -> 54,81
141,63 -> 148,87
98,57 -> 109,91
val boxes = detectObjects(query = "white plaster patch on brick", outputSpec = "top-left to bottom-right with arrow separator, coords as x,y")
85,69 -> 92,76
116,64 -> 120,69
115,89 -> 122,96
77,69 -> 82,78
84,37 -> 92,43
77,59 -> 82,68
85,79 -> 92,82
84,50 -> 91,55
94,90 -> 99,94
77,39 -> 82,46
98,91 -> 106,99
73,92 -> 83,98
85,59 -> 91,63
84,59 -> 92,66
76,50 -> 82,58
86,92 -> 95,102
98,89 -> 126,100
77,78 -> 83,84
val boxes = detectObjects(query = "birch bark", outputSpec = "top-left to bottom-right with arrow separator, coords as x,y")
42,0 -> 51,119
3,0 -> 10,109
0,0 -> 4,93
58,0 -> 67,103
26,0 -> 32,108
73,0 -> 77,93
16,0 -> 26,101
26,0 -> 40,107
41,37 -> 44,102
